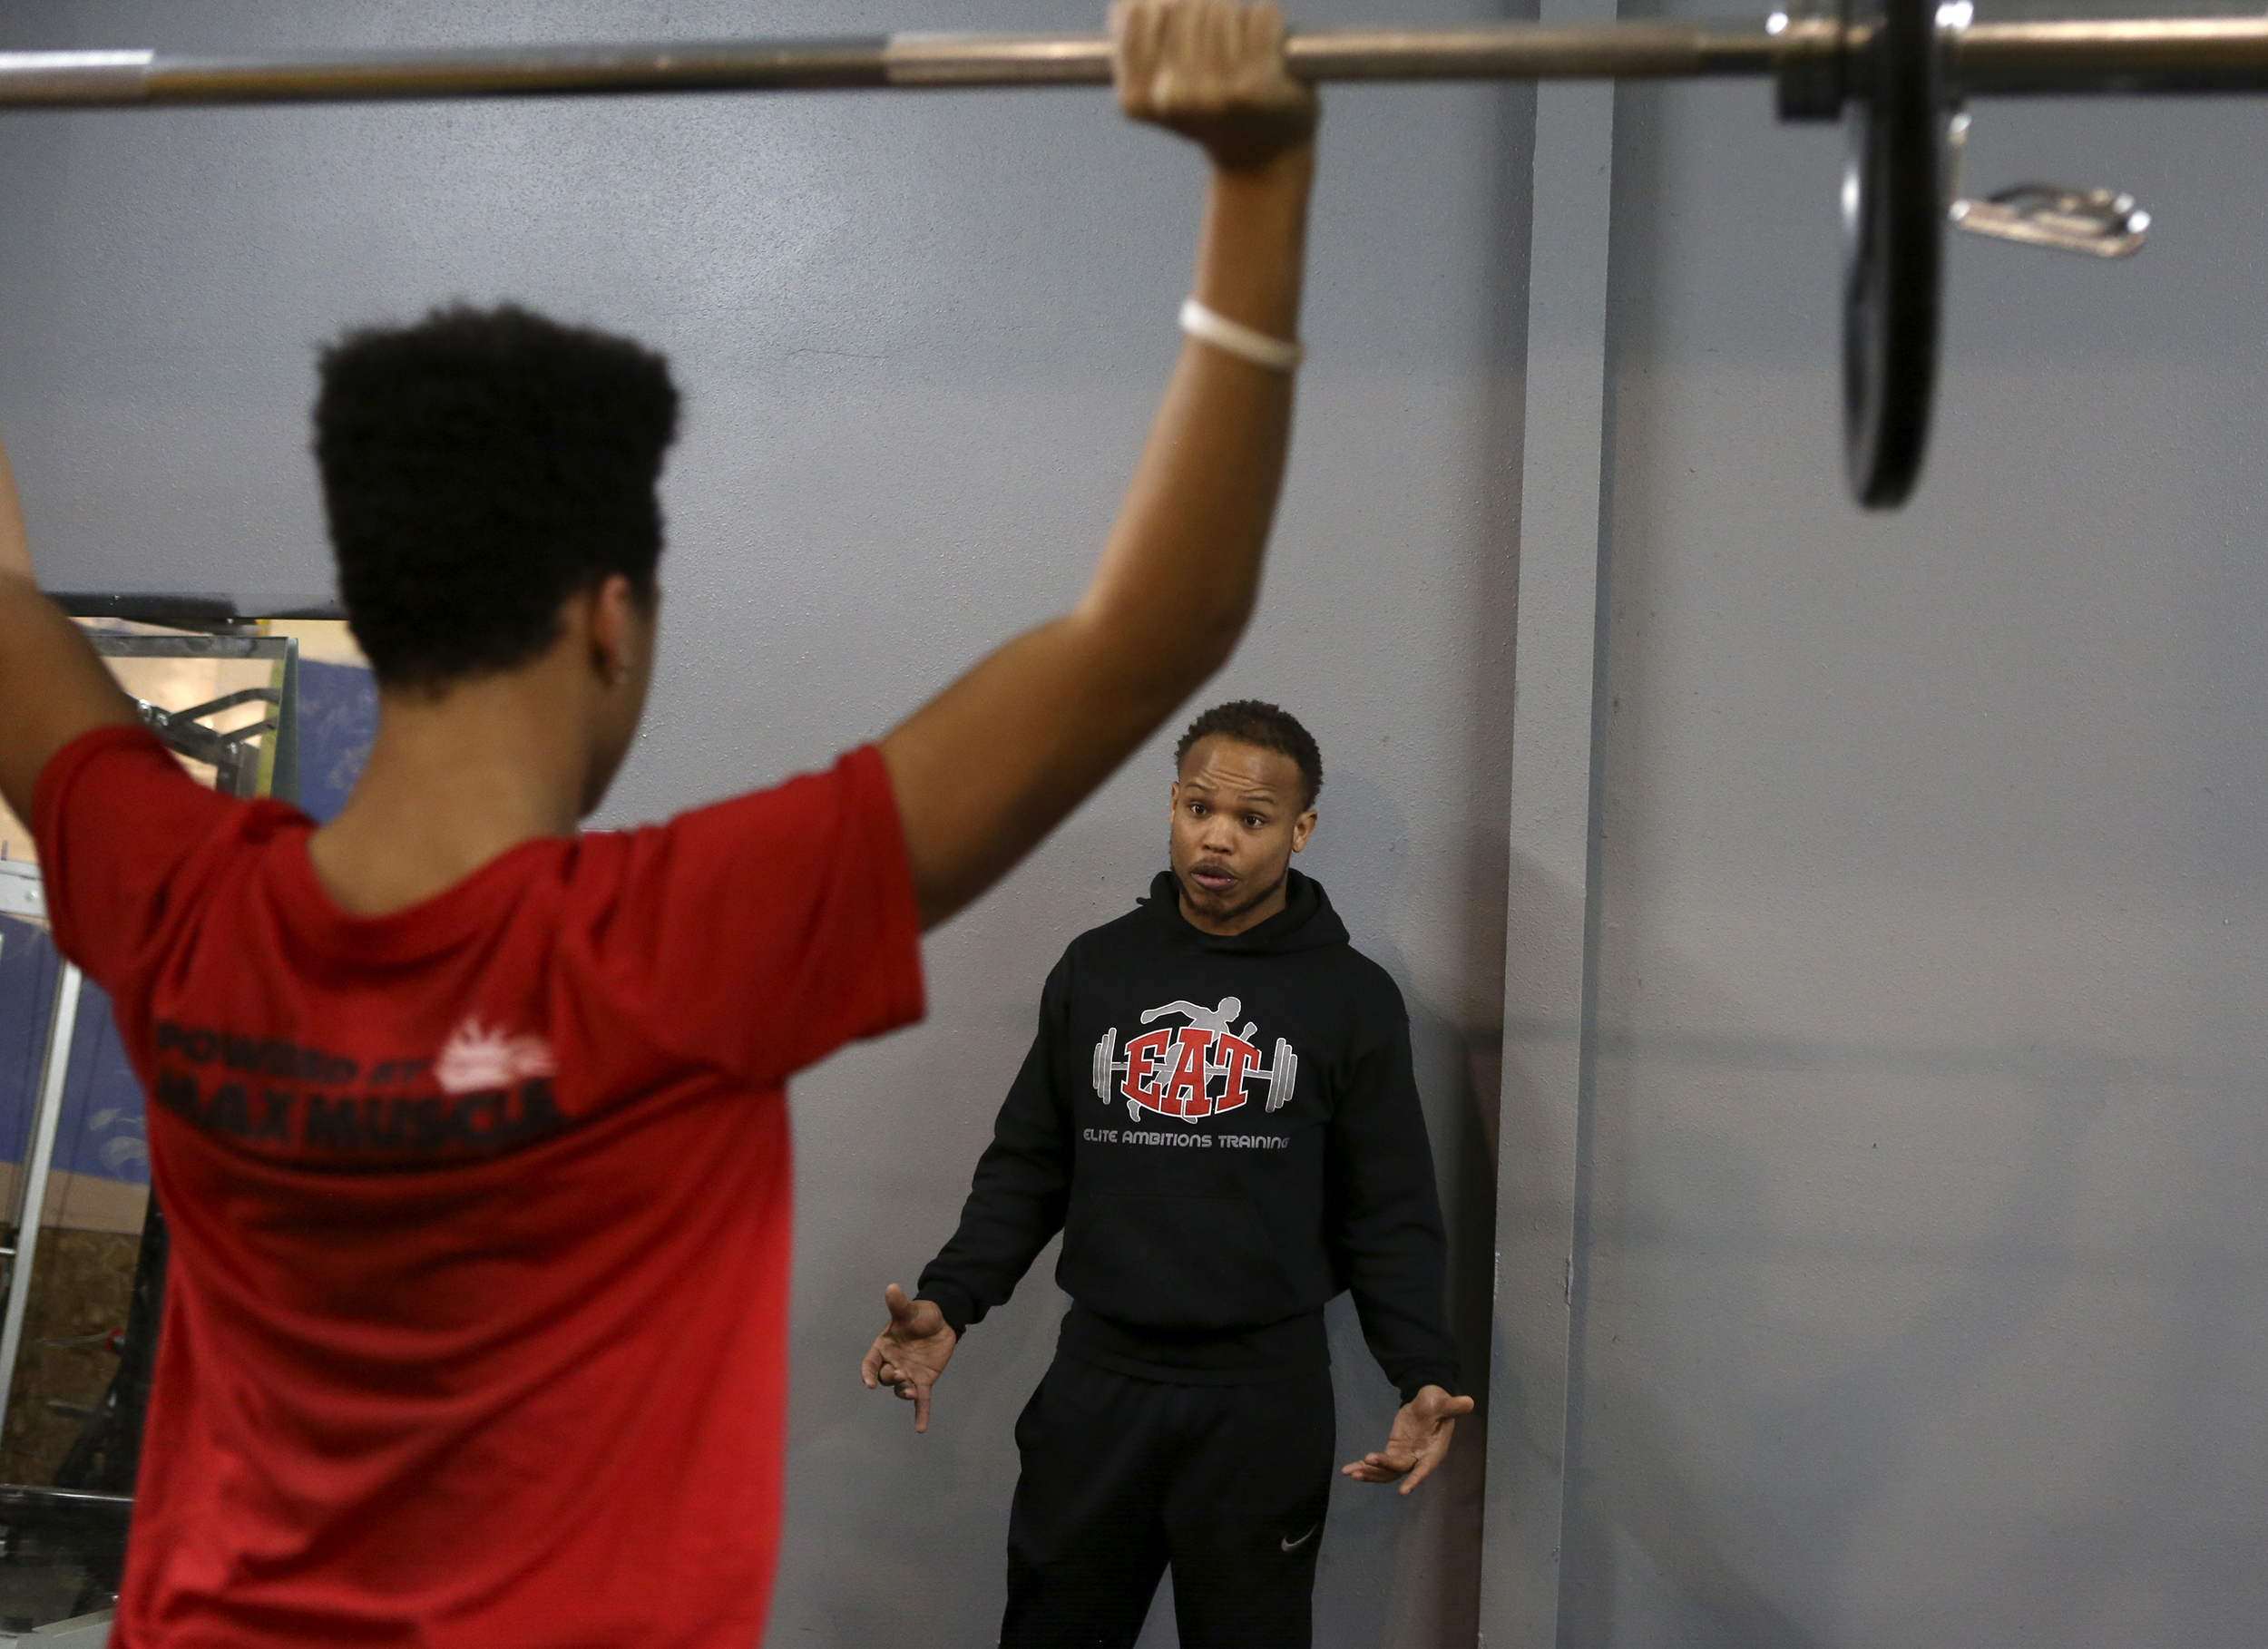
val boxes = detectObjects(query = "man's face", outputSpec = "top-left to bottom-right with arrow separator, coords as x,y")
1169,736 -> 1317,936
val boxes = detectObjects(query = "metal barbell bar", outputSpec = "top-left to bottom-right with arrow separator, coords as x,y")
7,20 -> 2268,102
2,10 -> 2253,506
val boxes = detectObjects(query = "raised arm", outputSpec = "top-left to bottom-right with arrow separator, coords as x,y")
879,0 -> 1317,929
0,439 -> 23,580
0,435 -> 139,821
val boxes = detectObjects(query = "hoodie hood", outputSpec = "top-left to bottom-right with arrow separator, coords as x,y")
1139,867 -> 1348,955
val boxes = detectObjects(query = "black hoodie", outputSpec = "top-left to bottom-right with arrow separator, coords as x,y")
918,870 -> 1460,1401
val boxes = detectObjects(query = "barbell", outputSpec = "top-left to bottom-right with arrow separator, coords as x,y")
2,5 -> 2261,506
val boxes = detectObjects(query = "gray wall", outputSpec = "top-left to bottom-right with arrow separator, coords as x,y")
0,1 -> 1526,1643
1530,2 -> 2268,1644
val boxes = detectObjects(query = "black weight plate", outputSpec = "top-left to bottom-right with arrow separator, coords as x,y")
1842,0 -> 1944,510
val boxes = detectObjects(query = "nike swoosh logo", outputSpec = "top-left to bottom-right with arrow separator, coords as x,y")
1280,1525 -> 1318,1553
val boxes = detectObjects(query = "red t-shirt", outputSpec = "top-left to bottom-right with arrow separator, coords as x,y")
31,725 -> 924,1648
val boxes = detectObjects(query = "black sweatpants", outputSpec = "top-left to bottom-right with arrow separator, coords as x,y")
1002,1353 -> 1336,1649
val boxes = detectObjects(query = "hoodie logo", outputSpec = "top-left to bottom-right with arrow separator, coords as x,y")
1090,996 -> 1299,1124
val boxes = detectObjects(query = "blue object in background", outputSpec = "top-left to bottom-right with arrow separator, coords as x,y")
297,659 -> 378,826
0,915 -> 61,1175
53,981 -> 147,1191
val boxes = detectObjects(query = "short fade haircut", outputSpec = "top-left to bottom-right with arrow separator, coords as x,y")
313,304 -> 680,689
1174,699 -> 1324,810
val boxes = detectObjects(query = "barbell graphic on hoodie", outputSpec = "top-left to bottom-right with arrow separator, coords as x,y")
1090,995 -> 1299,1123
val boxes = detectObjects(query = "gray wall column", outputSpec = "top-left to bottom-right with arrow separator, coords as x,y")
1477,2 -> 1617,1641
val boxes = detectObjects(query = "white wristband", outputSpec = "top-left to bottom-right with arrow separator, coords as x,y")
1178,298 -> 1304,372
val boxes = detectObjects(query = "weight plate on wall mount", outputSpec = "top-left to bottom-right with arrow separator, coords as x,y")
1842,0 -> 1949,509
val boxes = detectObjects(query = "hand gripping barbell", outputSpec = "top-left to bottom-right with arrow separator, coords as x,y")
1,11 -> 2254,506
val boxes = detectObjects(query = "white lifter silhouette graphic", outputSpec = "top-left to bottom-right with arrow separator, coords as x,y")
1139,995 -> 1260,1043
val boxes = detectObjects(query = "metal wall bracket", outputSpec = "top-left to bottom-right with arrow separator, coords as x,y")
1951,183 -> 2149,256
